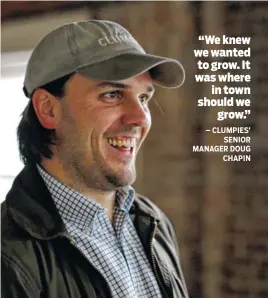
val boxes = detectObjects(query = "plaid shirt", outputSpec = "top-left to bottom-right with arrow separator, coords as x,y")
37,165 -> 162,298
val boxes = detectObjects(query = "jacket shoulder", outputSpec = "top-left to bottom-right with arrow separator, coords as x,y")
1,201 -> 41,297
134,194 -> 176,241
134,194 -> 171,223
2,250 -> 40,298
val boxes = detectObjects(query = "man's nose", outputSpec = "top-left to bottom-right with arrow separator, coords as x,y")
121,98 -> 151,128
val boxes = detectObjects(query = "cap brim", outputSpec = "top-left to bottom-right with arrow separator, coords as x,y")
77,53 -> 185,88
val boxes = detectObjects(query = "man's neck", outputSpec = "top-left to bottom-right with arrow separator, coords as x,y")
40,159 -> 116,221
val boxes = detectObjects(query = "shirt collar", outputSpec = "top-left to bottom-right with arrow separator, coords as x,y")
36,164 -> 135,230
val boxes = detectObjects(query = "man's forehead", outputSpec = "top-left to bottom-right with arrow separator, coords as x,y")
73,72 -> 155,93
95,81 -> 155,93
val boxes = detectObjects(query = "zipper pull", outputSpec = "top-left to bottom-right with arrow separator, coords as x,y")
152,219 -> 157,241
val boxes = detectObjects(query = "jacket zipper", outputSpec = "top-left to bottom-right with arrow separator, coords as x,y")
149,219 -> 169,298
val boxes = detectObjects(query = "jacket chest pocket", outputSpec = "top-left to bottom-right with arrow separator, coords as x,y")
153,240 -> 188,298
158,259 -> 187,298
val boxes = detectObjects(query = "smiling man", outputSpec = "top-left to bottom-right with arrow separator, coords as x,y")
2,20 -> 187,298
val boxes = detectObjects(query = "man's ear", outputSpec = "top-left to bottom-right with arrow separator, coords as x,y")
32,89 -> 61,129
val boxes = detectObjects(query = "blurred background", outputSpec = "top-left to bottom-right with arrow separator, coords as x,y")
1,1 -> 268,298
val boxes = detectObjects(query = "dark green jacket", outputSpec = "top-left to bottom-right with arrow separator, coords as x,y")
1,164 -> 188,298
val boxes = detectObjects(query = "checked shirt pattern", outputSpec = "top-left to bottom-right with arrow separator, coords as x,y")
37,165 -> 162,298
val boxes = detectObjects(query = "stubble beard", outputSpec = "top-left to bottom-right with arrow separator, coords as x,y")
56,126 -> 136,192
58,140 -> 137,191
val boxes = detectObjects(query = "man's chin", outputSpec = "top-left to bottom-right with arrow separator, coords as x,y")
105,168 -> 136,189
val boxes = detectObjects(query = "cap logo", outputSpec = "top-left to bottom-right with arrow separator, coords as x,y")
98,33 -> 135,46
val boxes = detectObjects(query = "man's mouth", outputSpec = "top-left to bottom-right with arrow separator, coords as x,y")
106,137 -> 136,153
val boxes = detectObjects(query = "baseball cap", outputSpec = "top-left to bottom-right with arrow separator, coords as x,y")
23,20 -> 185,97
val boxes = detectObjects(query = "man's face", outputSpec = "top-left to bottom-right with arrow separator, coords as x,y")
54,72 -> 154,191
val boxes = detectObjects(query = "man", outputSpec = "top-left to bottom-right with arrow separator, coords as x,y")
2,20 -> 187,298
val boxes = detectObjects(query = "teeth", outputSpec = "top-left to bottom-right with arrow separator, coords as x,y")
107,138 -> 135,148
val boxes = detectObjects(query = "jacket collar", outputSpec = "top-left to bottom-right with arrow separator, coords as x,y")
6,163 -> 159,241
6,163 -> 68,239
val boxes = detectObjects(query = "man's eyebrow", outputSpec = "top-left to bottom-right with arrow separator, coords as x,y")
96,82 -> 130,89
95,81 -> 155,93
146,85 -> 155,93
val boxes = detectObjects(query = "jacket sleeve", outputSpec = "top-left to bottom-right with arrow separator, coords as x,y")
165,217 -> 189,298
2,254 -> 39,298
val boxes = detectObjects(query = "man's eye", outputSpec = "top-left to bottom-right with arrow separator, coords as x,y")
101,91 -> 123,101
139,94 -> 150,104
